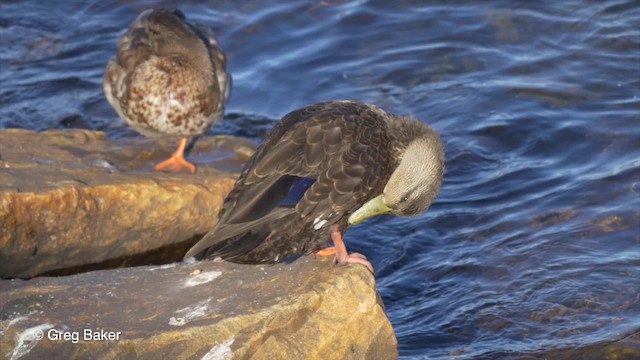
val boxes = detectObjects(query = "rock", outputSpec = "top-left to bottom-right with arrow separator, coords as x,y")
0,129 -> 256,279
0,256 -> 398,360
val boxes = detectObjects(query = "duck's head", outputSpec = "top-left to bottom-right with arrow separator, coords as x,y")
348,125 -> 444,225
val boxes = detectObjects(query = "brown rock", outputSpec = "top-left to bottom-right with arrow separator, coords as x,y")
0,256 -> 398,360
0,129 -> 256,279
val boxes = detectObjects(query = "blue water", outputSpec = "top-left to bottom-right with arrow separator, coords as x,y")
1,0 -> 639,358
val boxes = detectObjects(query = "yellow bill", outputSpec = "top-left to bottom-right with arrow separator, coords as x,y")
348,195 -> 392,225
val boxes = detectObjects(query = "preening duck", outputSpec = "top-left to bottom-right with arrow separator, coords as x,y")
185,100 -> 444,271
103,8 -> 231,173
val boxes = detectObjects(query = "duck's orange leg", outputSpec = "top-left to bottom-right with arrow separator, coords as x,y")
315,247 -> 337,257
154,137 -> 196,173
317,224 -> 373,273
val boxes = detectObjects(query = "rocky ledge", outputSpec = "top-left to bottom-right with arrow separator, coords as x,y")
0,256 -> 396,360
0,129 -> 254,278
0,129 -> 398,359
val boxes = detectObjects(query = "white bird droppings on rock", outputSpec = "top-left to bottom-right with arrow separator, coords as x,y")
168,298 -> 212,326
183,257 -> 197,264
200,337 -> 234,360
10,324 -> 54,360
146,263 -> 179,271
184,270 -> 222,287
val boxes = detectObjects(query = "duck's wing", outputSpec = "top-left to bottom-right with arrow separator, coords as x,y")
183,173 -> 302,260
103,60 -> 127,119
103,10 -> 154,114
195,24 -> 231,108
185,101 -> 392,260
114,10 -> 155,72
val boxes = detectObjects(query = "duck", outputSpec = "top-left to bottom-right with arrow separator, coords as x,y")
103,8 -> 231,173
185,100 -> 444,272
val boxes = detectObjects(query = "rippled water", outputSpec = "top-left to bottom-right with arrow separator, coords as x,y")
1,0 -> 639,358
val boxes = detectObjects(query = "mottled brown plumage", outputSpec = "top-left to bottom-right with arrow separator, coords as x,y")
185,101 -> 444,270
103,8 -> 231,172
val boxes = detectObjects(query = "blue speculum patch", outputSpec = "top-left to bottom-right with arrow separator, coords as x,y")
280,177 -> 316,207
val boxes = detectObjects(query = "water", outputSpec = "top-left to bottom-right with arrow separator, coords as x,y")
1,0 -> 639,358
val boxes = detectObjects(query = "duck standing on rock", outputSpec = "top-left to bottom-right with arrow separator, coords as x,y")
103,8 -> 231,173
185,100 -> 445,272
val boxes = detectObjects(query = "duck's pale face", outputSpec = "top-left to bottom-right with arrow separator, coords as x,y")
384,137 -> 444,217
348,135 -> 444,225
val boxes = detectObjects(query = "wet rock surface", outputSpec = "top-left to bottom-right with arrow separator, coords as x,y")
0,256 -> 397,360
0,129 -> 256,278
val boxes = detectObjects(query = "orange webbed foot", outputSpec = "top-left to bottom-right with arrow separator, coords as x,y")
314,247 -> 337,257
154,156 -> 196,173
328,224 -> 374,273
154,137 -> 196,173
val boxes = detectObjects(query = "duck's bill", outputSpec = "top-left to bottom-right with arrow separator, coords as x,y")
348,195 -> 391,225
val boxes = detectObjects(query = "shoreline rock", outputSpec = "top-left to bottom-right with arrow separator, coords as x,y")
0,129 -> 255,278
0,256 -> 398,360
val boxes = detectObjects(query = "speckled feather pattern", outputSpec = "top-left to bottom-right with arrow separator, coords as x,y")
187,100 -> 439,263
103,9 -> 230,138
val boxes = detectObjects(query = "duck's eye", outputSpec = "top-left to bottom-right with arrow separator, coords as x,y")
402,196 -> 409,202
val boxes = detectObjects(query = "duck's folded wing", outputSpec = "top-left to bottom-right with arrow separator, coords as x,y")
185,102 -> 390,260
114,10 -> 154,72
210,109 -> 334,228
197,24 -> 231,105
183,207 -> 293,260
243,105 -> 390,225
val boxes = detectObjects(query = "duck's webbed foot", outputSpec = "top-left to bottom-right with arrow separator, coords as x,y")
154,137 -> 196,173
326,224 -> 374,273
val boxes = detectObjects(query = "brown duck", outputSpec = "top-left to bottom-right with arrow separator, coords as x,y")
185,100 -> 445,272
103,8 -> 231,173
